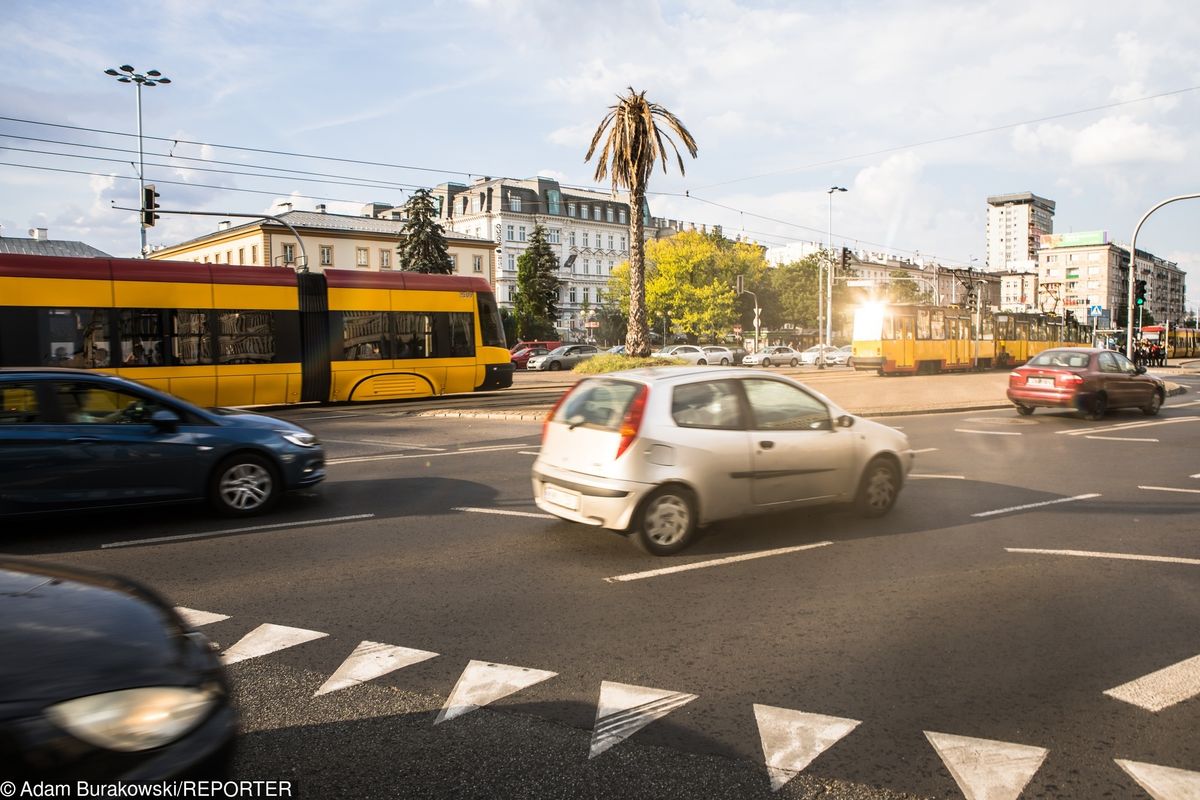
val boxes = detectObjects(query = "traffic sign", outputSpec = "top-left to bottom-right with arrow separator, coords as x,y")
1089,305 -> 1103,318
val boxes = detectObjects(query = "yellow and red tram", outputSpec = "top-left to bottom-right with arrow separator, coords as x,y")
851,302 -> 1090,375
0,253 -> 512,406
1141,325 -> 1200,359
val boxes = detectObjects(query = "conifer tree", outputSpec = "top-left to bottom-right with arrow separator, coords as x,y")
512,224 -> 562,339
397,189 -> 453,274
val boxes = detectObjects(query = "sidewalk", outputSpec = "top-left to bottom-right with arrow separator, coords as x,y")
413,364 -> 1190,421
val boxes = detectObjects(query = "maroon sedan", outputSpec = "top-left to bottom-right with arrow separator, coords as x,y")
510,346 -> 550,370
1007,347 -> 1165,419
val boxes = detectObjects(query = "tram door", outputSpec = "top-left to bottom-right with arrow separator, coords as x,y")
897,316 -> 915,369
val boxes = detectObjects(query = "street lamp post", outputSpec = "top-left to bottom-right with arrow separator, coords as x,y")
104,64 -> 170,256
823,186 -> 847,369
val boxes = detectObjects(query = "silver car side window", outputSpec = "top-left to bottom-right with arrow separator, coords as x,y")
671,381 -> 744,430
742,379 -> 831,431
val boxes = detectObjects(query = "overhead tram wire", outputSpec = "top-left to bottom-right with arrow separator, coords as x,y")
688,83 -> 1200,190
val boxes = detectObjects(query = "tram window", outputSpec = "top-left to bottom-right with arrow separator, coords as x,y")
981,315 -> 994,340
881,314 -> 895,341
41,308 -> 111,368
119,309 -> 165,366
476,293 -> 506,348
393,312 -> 432,359
171,310 -> 213,365
1016,321 -> 1029,340
916,309 -> 931,340
443,313 -> 475,358
218,311 -> 276,364
342,311 -> 387,360
930,310 -> 945,340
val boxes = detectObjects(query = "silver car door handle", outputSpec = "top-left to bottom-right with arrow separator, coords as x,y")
759,440 -> 775,449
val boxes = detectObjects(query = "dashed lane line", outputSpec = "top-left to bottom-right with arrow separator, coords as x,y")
954,429 -> 1023,436
909,474 -> 965,480
971,493 -> 1100,518
911,447 -> 938,454
319,438 -> 447,451
518,450 -> 541,455
1085,435 -> 1160,442
327,444 -> 529,465
454,506 -> 556,519
1006,547 -> 1200,567
604,542 -> 833,584
101,514 -> 376,549
1060,416 -> 1200,436
1139,485 -> 1200,495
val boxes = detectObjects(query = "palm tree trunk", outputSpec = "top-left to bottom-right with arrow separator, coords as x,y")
627,184 -> 649,357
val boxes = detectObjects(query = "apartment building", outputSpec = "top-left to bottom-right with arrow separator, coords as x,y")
986,192 -> 1055,272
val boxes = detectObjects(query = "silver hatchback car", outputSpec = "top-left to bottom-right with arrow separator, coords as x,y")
532,367 -> 914,555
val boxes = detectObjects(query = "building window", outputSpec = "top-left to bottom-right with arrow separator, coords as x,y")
583,259 -> 590,275
507,254 -> 515,271
473,255 -> 483,273
226,250 -> 232,264
548,229 -> 561,244
583,287 -> 590,305
320,245 -> 333,267
519,226 -> 527,242
583,232 -> 590,248
251,245 -> 258,265
580,205 -> 589,220
619,209 -> 626,224
596,288 -> 603,303
282,243 -> 296,264
569,286 -> 577,304
509,194 -> 521,212
238,248 -> 245,264
547,189 -> 561,215
620,235 -> 626,251
450,254 -> 459,272
606,207 -> 614,223
380,249 -> 392,270
607,234 -> 614,250
212,253 -> 220,264
607,260 -> 614,274
593,205 -> 600,219
356,247 -> 369,268
506,225 -> 515,241
567,203 -> 576,217
569,231 -> 576,247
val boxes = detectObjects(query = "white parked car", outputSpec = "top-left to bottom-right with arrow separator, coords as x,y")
799,344 -> 841,366
700,346 -> 736,366
831,345 -> 854,366
742,346 -> 801,367
532,367 -> 914,555
652,345 -> 709,365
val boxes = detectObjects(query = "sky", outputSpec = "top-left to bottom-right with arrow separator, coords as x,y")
2,0 -> 1199,309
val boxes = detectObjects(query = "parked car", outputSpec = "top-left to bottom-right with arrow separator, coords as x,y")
526,344 -> 601,371
831,345 -> 854,366
0,368 -> 325,517
742,346 -> 802,367
800,344 -> 841,366
533,367 -> 913,554
607,345 -> 627,355
1007,347 -> 1165,419
652,345 -> 709,365
700,346 -> 737,366
510,340 -> 562,354
0,557 -> 235,780
511,346 -> 551,370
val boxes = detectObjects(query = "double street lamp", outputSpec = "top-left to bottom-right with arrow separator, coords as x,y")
104,64 -> 171,256
820,186 -> 847,369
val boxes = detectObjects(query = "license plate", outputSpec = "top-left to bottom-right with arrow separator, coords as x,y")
1028,377 -> 1055,387
543,484 -> 580,511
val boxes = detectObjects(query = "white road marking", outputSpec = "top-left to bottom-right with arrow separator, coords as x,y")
454,506 -> 556,519
1192,473 -> 1200,479
1061,417 -> 1200,436
971,493 -> 1100,518
1168,399 -> 1200,407
1006,548 -> 1200,567
909,474 -> 966,480
604,542 -> 834,583
435,660 -> 557,724
518,450 -> 541,455
102,514 -> 376,549
314,641 -> 439,697
1085,435 -> 1160,442
327,444 -> 528,465
290,413 -> 364,421
589,681 -> 698,759
754,705 -> 860,792
925,731 -> 1048,800
458,443 -> 530,452
222,623 -> 328,666
319,438 -> 447,451
912,447 -> 939,454
1104,653 -> 1200,712
955,428 -> 1023,436
175,607 -> 229,627
1139,485 -> 1200,495
1115,759 -> 1200,799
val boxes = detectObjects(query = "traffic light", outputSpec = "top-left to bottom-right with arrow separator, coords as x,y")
1135,280 -> 1147,306
841,247 -> 850,270
966,290 -> 978,312
141,184 -> 160,227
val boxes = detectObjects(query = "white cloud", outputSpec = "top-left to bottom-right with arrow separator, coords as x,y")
1070,115 -> 1187,165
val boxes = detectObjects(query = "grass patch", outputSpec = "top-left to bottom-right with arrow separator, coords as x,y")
573,354 -> 686,374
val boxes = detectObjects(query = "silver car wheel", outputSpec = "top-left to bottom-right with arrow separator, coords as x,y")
644,493 -> 691,546
219,463 -> 273,511
856,459 -> 899,518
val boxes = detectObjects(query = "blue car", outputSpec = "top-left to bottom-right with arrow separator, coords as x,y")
0,368 -> 325,517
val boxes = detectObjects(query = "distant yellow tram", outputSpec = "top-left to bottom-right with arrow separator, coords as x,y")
851,302 -> 1090,375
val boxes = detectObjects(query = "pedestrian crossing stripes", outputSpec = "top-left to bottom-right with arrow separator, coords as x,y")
179,608 -> 1200,797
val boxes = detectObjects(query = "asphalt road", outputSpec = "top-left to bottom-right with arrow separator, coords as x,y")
3,397 -> 1198,799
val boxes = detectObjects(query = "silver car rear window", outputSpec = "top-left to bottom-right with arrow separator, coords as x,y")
555,379 -> 642,431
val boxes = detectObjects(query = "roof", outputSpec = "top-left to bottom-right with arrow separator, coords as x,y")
157,210 -> 493,252
0,239 -> 111,258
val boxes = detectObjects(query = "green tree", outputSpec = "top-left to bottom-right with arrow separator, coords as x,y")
511,224 -> 562,340
886,270 -> 932,304
594,300 -> 628,346
396,189 -> 453,274
766,257 -> 821,330
587,88 -> 698,357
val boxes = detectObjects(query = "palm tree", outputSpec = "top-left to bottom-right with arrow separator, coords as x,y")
586,88 -> 697,357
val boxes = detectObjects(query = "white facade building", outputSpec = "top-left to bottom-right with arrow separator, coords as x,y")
986,192 -> 1055,272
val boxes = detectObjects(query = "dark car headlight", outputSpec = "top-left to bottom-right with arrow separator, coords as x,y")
277,430 -> 318,448
45,686 -> 219,752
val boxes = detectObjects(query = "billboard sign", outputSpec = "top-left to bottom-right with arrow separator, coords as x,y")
1039,231 -> 1109,249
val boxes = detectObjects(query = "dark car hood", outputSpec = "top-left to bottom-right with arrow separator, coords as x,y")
0,560 -> 215,707
208,408 -> 307,433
